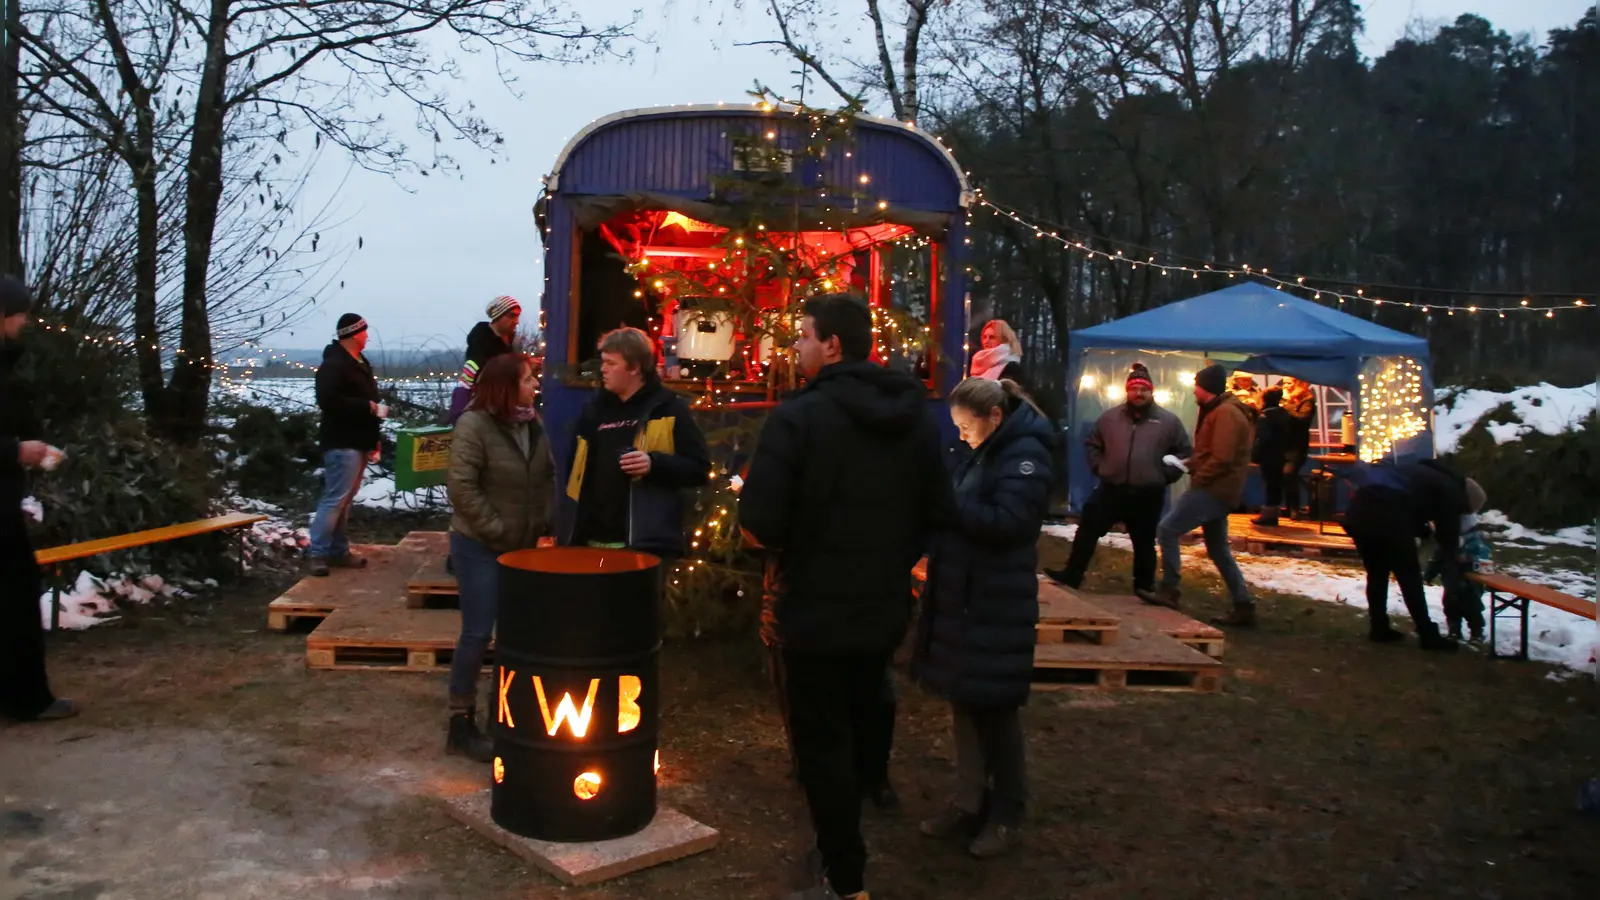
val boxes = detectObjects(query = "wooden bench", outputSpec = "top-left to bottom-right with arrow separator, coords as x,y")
1472,572 -> 1597,661
36,512 -> 269,630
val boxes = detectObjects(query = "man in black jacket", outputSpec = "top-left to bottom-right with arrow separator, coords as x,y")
447,295 -> 520,423
308,313 -> 383,576
558,327 -> 708,558
740,294 -> 952,900
1,275 -> 76,721
1251,388 -> 1291,526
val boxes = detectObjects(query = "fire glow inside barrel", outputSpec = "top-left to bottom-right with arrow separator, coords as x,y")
490,547 -> 661,842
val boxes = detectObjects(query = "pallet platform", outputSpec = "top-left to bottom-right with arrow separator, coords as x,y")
406,556 -> 459,609
396,530 -> 450,555
266,544 -> 410,631
1222,514 -> 1356,559
1032,627 -> 1222,693
1036,582 -> 1121,645
304,604 -> 472,672
1082,593 -> 1227,658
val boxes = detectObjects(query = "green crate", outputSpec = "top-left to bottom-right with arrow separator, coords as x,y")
395,425 -> 453,492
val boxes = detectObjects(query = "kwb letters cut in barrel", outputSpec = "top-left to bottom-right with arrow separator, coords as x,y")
490,548 -> 661,842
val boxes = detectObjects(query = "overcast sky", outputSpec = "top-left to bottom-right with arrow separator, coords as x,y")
263,0 -> 1594,352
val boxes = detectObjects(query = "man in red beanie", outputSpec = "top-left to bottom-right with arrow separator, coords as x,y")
1048,363 -> 1190,596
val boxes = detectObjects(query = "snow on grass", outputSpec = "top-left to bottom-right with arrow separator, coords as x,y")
1434,382 -> 1595,455
38,571 -> 191,632
1043,521 -> 1598,674
1478,509 -> 1595,549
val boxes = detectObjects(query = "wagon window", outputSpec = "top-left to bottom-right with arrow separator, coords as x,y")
567,209 -> 942,402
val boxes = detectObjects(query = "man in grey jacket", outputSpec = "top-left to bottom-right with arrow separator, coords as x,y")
1046,363 -> 1191,595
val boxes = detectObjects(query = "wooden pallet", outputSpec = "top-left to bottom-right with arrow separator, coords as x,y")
266,544 -> 410,631
304,604 -> 475,672
406,556 -> 459,609
397,530 -> 451,554
1222,514 -> 1357,559
1032,627 -> 1222,693
1036,582 -> 1121,645
1080,593 -> 1227,658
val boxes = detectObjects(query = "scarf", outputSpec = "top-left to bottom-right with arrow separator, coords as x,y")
971,344 -> 1020,380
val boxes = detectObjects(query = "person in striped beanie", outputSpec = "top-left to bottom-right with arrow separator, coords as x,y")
447,296 -> 520,423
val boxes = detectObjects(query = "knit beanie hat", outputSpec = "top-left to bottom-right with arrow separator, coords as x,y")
0,274 -> 33,317
1464,477 -> 1487,514
1125,363 -> 1153,391
487,295 -> 521,322
336,313 -> 368,339
1195,364 -> 1227,395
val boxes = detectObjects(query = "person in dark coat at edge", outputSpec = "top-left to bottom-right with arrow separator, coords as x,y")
1343,457 -> 1485,651
739,294 -> 953,900
557,326 -> 709,563
1045,363 -> 1190,594
447,295 -> 520,424
913,377 -> 1055,860
1251,387 -> 1292,526
307,313 -> 384,576
1,275 -> 77,722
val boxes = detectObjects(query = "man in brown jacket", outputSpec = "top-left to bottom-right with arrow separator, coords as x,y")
1144,364 -> 1257,627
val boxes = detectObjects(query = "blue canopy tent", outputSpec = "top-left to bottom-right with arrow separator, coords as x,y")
1065,282 -> 1435,512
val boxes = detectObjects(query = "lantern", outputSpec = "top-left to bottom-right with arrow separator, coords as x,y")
490,548 -> 662,842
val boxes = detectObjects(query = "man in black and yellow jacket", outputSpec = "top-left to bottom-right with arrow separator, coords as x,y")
558,327 -> 709,558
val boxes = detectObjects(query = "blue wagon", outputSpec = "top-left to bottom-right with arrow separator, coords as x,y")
533,103 -> 975,456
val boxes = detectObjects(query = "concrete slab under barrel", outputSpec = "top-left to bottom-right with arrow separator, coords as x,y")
441,789 -> 718,886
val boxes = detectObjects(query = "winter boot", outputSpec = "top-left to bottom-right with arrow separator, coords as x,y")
308,557 -> 330,577
1251,510 -> 1280,528
1211,604 -> 1257,628
968,821 -> 1019,859
446,703 -> 494,763
1042,567 -> 1080,588
329,553 -> 368,570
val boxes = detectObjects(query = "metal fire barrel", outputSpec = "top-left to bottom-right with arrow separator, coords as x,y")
490,548 -> 661,842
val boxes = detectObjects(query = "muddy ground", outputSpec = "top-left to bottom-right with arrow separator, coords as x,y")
4,513 -> 1599,899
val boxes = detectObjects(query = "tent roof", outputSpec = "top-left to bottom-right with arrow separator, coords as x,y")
1070,282 -> 1429,361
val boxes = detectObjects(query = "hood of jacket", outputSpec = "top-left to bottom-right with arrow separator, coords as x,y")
984,396 -> 1057,456
810,360 -> 928,435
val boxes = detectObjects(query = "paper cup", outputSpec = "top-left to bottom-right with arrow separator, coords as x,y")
376,403 -> 389,419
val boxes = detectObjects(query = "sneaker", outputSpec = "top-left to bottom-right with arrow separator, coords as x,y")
919,806 -> 982,840
33,699 -> 79,721
308,557 -> 330,577
1211,605 -> 1256,628
329,554 -> 368,569
968,821 -> 1019,859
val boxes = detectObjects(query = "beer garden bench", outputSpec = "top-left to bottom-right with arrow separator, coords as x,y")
35,511 -> 269,630
1473,571 -> 1598,661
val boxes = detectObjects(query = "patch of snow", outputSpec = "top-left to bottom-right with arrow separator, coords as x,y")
1477,510 -> 1595,549
1434,382 -> 1595,454
21,496 -> 43,523
1043,521 -> 1598,674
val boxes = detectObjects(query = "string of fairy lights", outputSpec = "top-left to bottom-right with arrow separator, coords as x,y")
976,195 -> 1595,318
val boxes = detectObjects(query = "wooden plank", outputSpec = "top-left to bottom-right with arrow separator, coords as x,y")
37,512 -> 269,566
1084,593 -> 1227,658
1032,627 -> 1222,694
1219,514 -> 1357,556
397,531 -> 451,554
407,557 -> 459,609
1036,582 -> 1121,646
1468,573 -> 1596,620
305,605 -> 469,672
265,543 -> 411,631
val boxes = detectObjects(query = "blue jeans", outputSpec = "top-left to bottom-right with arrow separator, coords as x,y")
449,531 -> 500,700
1156,488 -> 1253,607
308,449 -> 366,559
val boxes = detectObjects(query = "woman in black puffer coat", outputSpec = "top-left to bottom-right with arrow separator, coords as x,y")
912,377 -> 1055,860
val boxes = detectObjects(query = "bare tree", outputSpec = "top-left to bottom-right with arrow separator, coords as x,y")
742,0 -> 951,122
16,0 -> 635,443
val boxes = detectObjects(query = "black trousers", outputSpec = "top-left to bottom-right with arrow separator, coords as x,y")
1282,448 -> 1308,513
1348,530 -> 1439,637
771,649 -> 891,897
1,539 -> 55,721
766,643 -> 895,790
1062,484 -> 1164,592
1259,452 -> 1287,509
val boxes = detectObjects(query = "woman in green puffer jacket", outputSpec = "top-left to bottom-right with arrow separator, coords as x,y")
443,352 -> 555,761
